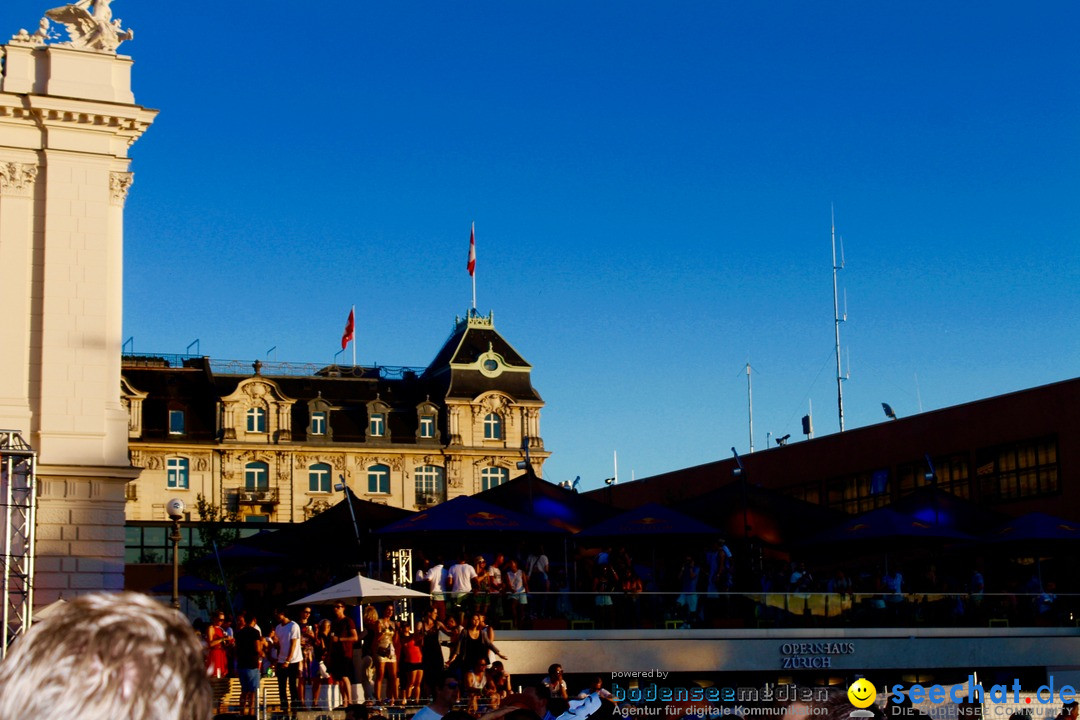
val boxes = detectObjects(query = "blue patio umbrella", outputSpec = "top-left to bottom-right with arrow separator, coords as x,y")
802,507 -> 974,574
576,503 -> 720,538
982,512 -> 1080,543
889,487 -> 1009,535
474,470 -> 617,533
979,512 -> 1080,585
375,495 -> 568,536
803,507 -> 974,546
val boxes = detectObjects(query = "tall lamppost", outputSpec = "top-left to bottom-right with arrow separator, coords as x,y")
335,477 -> 363,551
166,498 -> 186,610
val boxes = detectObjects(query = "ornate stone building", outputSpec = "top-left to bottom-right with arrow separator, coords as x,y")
1,19 -> 155,601
121,311 -> 549,522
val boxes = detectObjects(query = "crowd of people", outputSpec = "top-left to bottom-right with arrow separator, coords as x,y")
402,540 -> 1072,630
0,591 -> 611,720
412,547 -> 557,628
5,590 -> 1076,720
193,600 -> 521,715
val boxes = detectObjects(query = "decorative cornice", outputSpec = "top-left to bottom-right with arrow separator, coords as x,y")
0,104 -> 156,153
294,453 -> 347,471
0,162 -> 38,197
109,171 -> 133,206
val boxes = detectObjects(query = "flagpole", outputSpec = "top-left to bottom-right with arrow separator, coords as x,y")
351,304 -> 356,367
471,222 -> 477,311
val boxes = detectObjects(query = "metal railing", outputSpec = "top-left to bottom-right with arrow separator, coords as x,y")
122,353 -> 425,380
233,487 -> 280,505
415,590 -> 1080,630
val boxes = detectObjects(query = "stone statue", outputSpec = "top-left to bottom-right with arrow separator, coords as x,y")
44,0 -> 133,53
9,18 -> 54,46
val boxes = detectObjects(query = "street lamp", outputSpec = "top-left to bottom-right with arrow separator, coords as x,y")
335,477 -> 363,553
165,498 -> 186,610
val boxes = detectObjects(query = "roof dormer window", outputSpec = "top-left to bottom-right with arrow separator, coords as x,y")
246,407 -> 266,433
369,413 -> 385,438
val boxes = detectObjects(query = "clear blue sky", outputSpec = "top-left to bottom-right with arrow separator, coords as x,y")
6,2 -> 1078,491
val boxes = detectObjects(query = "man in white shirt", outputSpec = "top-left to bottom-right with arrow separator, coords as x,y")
488,553 -> 505,621
447,555 -> 477,616
272,608 -> 303,714
427,557 -> 448,619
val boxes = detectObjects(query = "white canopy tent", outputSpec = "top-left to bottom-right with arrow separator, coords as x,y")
289,573 -> 429,607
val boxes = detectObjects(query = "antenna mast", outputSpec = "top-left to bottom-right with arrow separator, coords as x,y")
831,205 -> 846,432
746,362 -> 755,453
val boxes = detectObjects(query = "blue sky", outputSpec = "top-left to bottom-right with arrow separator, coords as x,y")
5,2 -> 1078,491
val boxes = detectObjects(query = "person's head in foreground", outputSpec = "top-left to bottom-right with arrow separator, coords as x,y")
0,591 -> 212,720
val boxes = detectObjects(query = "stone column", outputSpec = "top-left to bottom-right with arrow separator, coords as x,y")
0,161 -> 38,434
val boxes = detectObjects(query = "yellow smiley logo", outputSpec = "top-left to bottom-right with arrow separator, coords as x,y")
847,678 -> 876,709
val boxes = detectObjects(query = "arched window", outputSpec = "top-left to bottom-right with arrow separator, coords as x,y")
167,457 -> 189,489
368,464 -> 391,494
245,461 -> 269,490
480,466 -> 509,490
246,407 -> 266,433
414,465 -> 444,505
308,463 -> 331,493
483,413 -> 502,440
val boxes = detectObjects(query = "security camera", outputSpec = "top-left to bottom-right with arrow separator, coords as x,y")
166,498 -> 186,520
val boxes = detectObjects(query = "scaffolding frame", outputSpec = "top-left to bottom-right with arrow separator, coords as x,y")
389,547 -> 413,624
1,430 -> 37,658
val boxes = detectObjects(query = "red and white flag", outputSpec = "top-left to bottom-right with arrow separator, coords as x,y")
467,222 -> 476,277
341,307 -> 355,350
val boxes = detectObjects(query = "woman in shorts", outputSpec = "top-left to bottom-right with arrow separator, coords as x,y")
373,604 -> 399,703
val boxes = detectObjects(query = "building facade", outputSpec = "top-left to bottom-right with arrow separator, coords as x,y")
121,311 -> 549,522
588,376 -> 1079,522
1,29 -> 156,601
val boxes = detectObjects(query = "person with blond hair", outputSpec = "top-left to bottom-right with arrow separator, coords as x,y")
0,591 -> 212,720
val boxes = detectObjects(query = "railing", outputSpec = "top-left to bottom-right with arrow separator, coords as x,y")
414,591 -> 1080,630
122,353 -> 425,380
233,487 -> 279,505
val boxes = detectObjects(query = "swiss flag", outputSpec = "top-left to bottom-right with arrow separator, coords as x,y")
467,223 -> 476,277
341,308 -> 355,350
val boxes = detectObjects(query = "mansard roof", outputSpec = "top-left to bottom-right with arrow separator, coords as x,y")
121,311 -> 542,442
423,311 -> 542,403
122,358 -> 220,442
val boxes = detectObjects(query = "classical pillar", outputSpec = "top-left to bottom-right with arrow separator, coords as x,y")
0,162 -> 38,434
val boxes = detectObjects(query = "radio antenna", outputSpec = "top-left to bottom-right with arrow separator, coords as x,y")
831,204 -> 847,432
746,362 -> 755,453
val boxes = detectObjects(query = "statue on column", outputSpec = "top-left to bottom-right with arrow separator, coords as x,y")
43,0 -> 133,53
